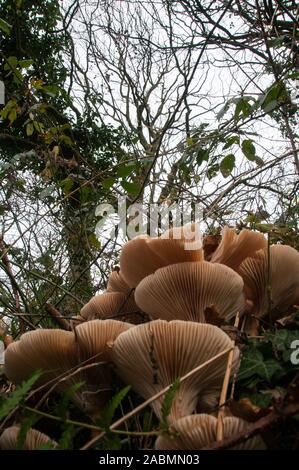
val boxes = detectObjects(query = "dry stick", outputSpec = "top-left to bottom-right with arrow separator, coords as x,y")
45,303 -> 71,331
216,314 -> 240,441
80,346 -> 233,450
266,242 -> 274,327
204,400 -> 299,450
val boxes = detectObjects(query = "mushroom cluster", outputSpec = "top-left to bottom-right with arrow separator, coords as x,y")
2,224 -> 299,449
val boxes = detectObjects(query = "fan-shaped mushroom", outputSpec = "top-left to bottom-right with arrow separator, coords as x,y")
210,227 -> 266,270
135,262 -> 245,323
4,320 -> 133,417
0,426 -> 57,450
238,244 -> 299,321
112,320 -> 239,423
119,224 -> 203,287
107,269 -> 133,295
155,414 -> 265,450
80,292 -> 139,324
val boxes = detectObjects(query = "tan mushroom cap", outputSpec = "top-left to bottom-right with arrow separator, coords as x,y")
0,426 -> 57,450
119,225 -> 203,288
238,244 -> 299,319
107,269 -> 132,295
4,329 -> 77,387
5,320 -> 133,416
134,261 -> 245,323
155,414 -> 266,450
211,227 -> 266,270
112,320 -> 239,423
80,292 -> 139,324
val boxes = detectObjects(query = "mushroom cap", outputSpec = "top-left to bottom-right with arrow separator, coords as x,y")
119,226 -> 203,288
107,269 -> 132,295
4,329 -> 77,387
0,426 -> 57,450
155,414 -> 266,450
80,292 -> 139,324
211,227 -> 266,270
4,320 -> 133,416
238,244 -> 299,319
134,261 -> 245,323
112,320 -> 239,422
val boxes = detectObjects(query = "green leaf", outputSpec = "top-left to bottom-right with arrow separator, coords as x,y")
8,108 -> 17,125
26,122 -> 34,136
242,139 -> 256,161
58,425 -> 74,450
55,382 -> 84,420
196,148 -> 209,165
220,154 -> 235,177
160,378 -> 181,430
121,180 -> 140,195
223,135 -> 239,150
59,178 -> 74,195
0,18 -> 11,35
98,385 -> 131,431
117,164 -> 136,178
19,59 -> 34,69
4,56 -> 18,70
239,349 -> 283,383
102,177 -> 115,189
0,370 -> 42,421
234,97 -> 252,122
260,82 -> 286,114
16,410 -> 40,449
287,72 -> 299,80
249,392 -> 272,408
43,85 -> 61,97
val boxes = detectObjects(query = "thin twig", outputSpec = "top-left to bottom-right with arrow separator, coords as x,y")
45,303 -> 71,331
216,313 -> 240,441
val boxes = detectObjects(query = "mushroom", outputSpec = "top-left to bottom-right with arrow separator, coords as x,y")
119,225 -> 203,288
79,292 -> 140,324
107,268 -> 133,295
238,244 -> 299,322
0,426 -> 57,450
112,320 -> 239,423
210,227 -> 266,270
155,414 -> 265,450
4,320 -> 133,417
134,261 -> 245,323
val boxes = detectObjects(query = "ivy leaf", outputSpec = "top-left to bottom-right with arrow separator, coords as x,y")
220,154 -> 235,177
160,378 -> 181,430
121,180 -> 140,195
239,349 -> 283,384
